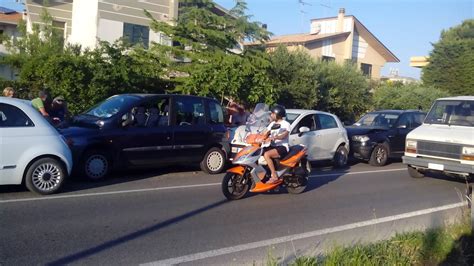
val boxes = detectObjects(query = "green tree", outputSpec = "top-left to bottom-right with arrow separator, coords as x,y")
316,62 -> 371,122
422,19 -> 474,95
149,0 -> 273,105
372,82 -> 449,111
268,46 -> 318,109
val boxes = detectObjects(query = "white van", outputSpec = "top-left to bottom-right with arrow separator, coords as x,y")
402,96 -> 474,179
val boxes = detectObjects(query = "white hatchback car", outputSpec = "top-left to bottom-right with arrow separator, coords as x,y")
230,108 -> 350,167
0,97 -> 72,194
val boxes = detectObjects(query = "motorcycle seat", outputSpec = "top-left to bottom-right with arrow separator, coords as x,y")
281,145 -> 305,161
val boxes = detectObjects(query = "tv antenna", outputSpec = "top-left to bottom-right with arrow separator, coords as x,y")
298,0 -> 312,32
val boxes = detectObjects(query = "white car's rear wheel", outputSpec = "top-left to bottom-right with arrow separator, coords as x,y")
25,158 -> 66,195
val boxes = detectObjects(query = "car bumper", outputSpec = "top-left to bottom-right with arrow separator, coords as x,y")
402,156 -> 474,175
350,141 -> 373,160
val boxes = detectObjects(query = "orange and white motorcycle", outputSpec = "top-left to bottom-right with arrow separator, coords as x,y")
222,126 -> 311,200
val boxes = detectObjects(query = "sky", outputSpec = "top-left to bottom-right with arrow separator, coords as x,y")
1,0 -> 472,79
215,0 -> 473,79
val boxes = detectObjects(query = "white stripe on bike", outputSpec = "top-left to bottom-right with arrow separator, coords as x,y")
0,168 -> 406,204
141,201 -> 467,266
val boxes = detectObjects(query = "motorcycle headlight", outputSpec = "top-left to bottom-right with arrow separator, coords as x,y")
462,147 -> 474,161
352,135 -> 369,142
405,140 -> 417,154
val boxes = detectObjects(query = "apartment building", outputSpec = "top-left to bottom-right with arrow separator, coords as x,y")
0,7 -> 22,80
247,8 -> 399,79
25,0 -> 179,49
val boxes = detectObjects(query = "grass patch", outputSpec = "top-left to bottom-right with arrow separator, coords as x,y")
268,218 -> 473,265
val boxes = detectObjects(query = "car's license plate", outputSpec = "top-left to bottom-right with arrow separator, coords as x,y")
428,163 -> 444,171
231,147 -> 241,153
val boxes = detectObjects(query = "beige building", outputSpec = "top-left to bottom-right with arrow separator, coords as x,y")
247,8 -> 399,79
410,56 -> 429,68
0,7 -> 22,80
25,0 -> 179,49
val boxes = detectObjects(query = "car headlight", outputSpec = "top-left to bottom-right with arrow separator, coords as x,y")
405,140 -> 417,154
352,135 -> 369,142
462,147 -> 474,161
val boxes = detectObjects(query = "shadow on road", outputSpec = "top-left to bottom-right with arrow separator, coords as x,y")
46,198 -> 229,265
0,164 -> 206,195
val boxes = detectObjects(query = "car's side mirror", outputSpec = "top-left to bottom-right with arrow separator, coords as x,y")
121,113 -> 133,127
298,126 -> 310,136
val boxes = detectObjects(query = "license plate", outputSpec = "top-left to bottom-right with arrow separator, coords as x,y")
231,147 -> 241,153
428,163 -> 444,171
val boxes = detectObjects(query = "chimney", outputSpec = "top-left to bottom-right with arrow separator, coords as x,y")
337,8 -> 345,32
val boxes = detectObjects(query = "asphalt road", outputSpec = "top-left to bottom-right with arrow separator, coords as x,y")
0,161 -> 470,265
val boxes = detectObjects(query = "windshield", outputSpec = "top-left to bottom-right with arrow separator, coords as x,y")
85,95 -> 138,118
286,113 -> 300,124
425,100 -> 474,127
245,103 -> 270,129
355,112 -> 400,128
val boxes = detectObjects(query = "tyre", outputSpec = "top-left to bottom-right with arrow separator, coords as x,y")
369,143 -> 389,166
222,172 -> 250,200
333,145 -> 348,168
200,147 -> 226,174
407,165 -> 425,178
81,150 -> 111,180
25,157 -> 66,195
286,175 -> 308,194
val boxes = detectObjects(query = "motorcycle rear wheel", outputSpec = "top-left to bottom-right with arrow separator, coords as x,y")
222,172 -> 250,200
286,175 -> 308,194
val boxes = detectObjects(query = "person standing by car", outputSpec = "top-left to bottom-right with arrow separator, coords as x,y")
31,90 -> 50,117
262,105 -> 291,184
2,87 -> 15,98
50,96 -> 68,123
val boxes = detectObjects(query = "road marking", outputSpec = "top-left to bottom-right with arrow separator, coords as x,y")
311,168 -> 405,178
141,201 -> 467,266
0,168 -> 405,204
0,183 -> 220,204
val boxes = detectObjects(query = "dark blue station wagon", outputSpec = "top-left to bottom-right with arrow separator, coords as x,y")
61,94 -> 229,180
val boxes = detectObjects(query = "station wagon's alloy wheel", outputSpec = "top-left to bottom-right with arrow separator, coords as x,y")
25,158 -> 66,195
201,147 -> 226,174
369,143 -> 389,166
82,150 -> 111,180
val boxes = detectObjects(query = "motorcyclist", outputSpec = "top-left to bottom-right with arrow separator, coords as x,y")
261,105 -> 291,184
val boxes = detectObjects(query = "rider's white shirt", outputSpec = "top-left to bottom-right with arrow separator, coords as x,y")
267,120 -> 291,151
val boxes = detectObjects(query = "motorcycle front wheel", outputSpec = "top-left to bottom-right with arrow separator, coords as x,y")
222,172 -> 250,200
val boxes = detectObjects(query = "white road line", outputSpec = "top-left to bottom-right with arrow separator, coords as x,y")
0,183 -> 220,204
0,168 -> 405,204
311,168 -> 405,177
141,202 -> 467,266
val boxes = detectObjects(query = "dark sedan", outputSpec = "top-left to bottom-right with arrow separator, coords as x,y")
346,110 -> 426,166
